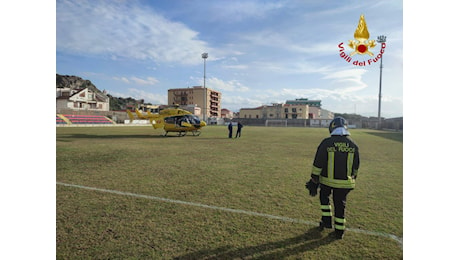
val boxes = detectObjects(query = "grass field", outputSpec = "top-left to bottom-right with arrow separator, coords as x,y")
56,125 -> 403,259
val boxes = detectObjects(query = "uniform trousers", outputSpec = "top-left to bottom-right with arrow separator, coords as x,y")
319,184 -> 351,231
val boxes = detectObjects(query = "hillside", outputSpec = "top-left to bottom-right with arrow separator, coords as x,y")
56,74 -> 101,93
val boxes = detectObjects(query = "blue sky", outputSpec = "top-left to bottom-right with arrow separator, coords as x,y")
56,0 -> 403,117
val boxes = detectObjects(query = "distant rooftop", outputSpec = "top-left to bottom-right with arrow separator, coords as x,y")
285,98 -> 321,107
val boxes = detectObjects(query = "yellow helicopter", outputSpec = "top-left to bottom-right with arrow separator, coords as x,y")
126,106 -> 206,136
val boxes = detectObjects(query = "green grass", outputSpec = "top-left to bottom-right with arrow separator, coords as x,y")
56,125 -> 403,259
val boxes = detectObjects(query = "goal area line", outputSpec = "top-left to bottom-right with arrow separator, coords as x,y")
57,182 -> 402,247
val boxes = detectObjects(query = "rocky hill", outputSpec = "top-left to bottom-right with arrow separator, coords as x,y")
56,74 -> 102,93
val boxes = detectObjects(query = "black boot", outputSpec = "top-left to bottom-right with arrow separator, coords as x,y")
334,230 -> 344,239
319,220 -> 332,230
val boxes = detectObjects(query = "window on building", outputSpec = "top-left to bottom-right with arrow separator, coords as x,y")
292,108 -> 297,112
285,108 -> 288,112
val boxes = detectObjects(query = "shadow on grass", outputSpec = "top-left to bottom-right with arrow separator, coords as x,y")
365,131 -> 403,143
174,227 -> 337,259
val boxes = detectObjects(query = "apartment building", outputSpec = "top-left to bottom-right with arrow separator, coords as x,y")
168,86 -> 221,119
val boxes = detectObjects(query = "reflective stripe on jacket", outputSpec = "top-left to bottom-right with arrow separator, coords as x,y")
311,135 -> 360,189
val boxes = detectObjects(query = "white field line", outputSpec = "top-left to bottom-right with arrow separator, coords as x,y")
57,182 -> 403,247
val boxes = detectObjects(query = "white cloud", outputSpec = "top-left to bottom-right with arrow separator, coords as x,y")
109,88 -> 167,105
322,69 -> 366,81
130,77 -> 159,86
322,68 -> 368,93
206,1 -> 286,22
248,61 -> 331,75
190,76 -> 250,92
221,95 -> 267,110
112,76 -> 159,86
207,77 -> 250,92
57,0 -> 210,65
241,30 -> 340,57
222,64 -> 249,70
112,77 -> 130,84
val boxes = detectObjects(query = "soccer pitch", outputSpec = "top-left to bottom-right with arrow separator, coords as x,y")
56,125 -> 403,259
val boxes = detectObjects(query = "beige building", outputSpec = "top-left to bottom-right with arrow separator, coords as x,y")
239,103 -> 310,119
283,104 -> 309,119
239,106 -> 263,119
221,108 -> 233,119
168,86 -> 221,119
309,107 -> 334,119
239,99 -> 334,119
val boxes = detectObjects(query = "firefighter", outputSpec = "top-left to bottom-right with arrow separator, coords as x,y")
305,117 -> 360,239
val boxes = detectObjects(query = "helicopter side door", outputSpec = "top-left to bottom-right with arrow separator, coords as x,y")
164,116 -> 177,127
165,116 -> 189,128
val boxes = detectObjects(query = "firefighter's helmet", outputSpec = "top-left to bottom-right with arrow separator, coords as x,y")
329,116 -> 348,134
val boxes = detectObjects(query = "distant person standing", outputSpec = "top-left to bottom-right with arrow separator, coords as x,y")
228,121 -> 233,138
235,121 -> 243,138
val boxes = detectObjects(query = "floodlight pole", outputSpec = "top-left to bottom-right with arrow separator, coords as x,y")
202,52 -> 208,122
377,35 -> 386,129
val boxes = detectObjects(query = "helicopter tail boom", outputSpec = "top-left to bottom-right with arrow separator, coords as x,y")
134,108 -> 147,119
126,110 -> 135,122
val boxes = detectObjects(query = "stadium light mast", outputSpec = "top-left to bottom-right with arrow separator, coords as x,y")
377,35 -> 386,129
201,52 -> 208,122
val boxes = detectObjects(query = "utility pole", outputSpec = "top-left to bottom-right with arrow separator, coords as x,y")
377,35 -> 386,129
201,52 -> 208,122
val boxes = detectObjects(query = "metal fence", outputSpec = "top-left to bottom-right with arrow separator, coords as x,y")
232,117 -> 403,131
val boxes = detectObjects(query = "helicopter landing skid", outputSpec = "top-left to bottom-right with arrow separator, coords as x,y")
163,132 -> 186,137
163,131 -> 199,137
